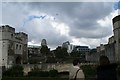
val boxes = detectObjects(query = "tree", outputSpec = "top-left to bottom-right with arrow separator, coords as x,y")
40,45 -> 50,56
54,46 -> 69,62
40,45 -> 51,62
70,51 -> 81,58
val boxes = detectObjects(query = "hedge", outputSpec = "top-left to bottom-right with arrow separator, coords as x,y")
28,69 -> 58,77
117,64 -> 120,76
2,65 -> 24,77
49,70 -> 58,77
2,77 -> 69,80
81,65 -> 97,78
28,71 -> 49,77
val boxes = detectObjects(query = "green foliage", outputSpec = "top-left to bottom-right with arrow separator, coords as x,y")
12,65 -> 23,71
81,65 -> 97,77
70,51 -> 81,57
117,64 -> 120,76
40,46 -> 50,55
2,77 -> 69,80
3,65 -> 23,77
70,51 -> 86,62
46,57 -> 56,63
54,46 -> 69,59
28,69 -> 58,77
28,70 -> 49,77
28,65 -> 46,77
49,69 -> 58,77
28,58 -> 39,64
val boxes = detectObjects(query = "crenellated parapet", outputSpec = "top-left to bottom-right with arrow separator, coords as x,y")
0,25 -> 15,33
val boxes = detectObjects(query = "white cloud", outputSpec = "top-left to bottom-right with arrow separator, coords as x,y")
51,22 -> 70,36
97,10 -> 118,27
28,41 -> 40,46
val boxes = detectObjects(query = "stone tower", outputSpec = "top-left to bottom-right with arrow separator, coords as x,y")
0,25 -> 28,67
112,15 -> 120,62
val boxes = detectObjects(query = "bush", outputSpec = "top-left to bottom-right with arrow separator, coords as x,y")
28,70 -> 49,77
49,69 -> 58,77
58,71 -> 69,78
2,77 -> 69,80
28,69 -> 58,77
117,64 -> 120,76
11,65 -> 23,71
3,65 -> 24,77
81,65 -> 97,77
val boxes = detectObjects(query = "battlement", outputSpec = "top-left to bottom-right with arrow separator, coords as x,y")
15,32 -> 28,43
15,32 -> 28,37
112,15 -> 120,24
0,25 -> 15,33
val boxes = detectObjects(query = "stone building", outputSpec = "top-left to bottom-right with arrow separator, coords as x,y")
0,25 -> 28,67
85,49 -> 99,63
86,37 -> 115,63
105,36 -> 116,63
86,15 -> 120,63
95,39 -> 116,63
112,15 -> 120,62
63,15 -> 120,63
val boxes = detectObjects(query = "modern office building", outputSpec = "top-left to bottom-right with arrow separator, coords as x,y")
62,41 -> 70,49
62,41 -> 74,54
73,46 -> 90,53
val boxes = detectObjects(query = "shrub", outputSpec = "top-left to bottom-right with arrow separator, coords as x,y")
28,70 -> 49,77
2,65 -> 24,77
2,77 -> 69,80
117,64 -> 120,76
28,69 -> 58,77
49,69 -> 58,77
81,65 -> 97,77
58,71 -> 69,78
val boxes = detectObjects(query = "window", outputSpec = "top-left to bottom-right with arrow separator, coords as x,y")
16,44 -> 18,49
11,34 -> 13,38
19,45 -> 21,50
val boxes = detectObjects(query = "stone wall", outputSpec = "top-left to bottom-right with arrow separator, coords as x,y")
23,63 -> 72,74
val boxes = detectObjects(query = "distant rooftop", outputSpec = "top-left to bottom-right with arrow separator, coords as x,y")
75,46 -> 89,48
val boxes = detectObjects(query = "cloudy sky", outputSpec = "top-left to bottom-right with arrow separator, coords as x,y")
1,1 -> 119,50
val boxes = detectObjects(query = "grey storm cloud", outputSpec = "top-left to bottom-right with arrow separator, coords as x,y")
23,21 -> 72,46
27,2 -> 113,38
2,2 -> 114,48
2,2 -> 72,47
